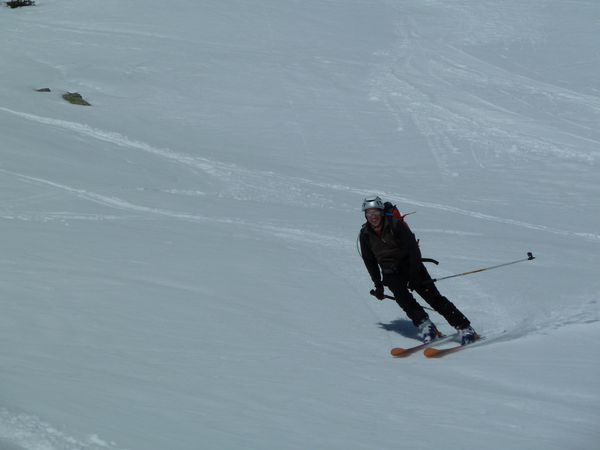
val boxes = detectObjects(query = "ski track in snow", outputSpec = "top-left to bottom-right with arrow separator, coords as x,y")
1,107 -> 598,244
0,408 -> 126,450
309,181 -> 600,243
0,168 -> 352,250
369,5 -> 600,173
0,107 -> 226,177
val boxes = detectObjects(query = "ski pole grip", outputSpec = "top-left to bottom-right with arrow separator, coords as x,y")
370,290 -> 395,300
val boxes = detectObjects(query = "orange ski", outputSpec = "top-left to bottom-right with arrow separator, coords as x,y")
391,333 -> 459,358
423,335 -> 482,358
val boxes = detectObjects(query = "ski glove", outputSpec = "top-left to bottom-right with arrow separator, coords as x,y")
372,282 -> 385,300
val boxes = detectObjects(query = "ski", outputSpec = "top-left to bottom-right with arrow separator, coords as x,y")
423,335 -> 483,358
390,333 -> 460,358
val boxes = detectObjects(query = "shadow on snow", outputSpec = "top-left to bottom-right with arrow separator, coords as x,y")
378,319 -> 419,340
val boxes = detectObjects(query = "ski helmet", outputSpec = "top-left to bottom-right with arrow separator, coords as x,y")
362,196 -> 384,212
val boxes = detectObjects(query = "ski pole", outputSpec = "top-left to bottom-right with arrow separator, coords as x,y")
431,252 -> 535,284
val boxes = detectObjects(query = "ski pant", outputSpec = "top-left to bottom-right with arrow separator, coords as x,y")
382,264 -> 470,329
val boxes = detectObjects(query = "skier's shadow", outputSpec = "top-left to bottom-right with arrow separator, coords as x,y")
378,319 -> 419,340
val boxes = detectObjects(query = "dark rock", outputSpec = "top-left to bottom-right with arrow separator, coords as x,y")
62,92 -> 92,106
6,0 -> 36,8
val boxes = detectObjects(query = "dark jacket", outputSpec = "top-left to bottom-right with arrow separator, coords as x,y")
359,217 -> 423,285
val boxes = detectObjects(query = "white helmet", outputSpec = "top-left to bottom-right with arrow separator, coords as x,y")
362,196 -> 384,212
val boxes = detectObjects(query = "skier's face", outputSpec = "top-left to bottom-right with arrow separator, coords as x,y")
365,209 -> 382,228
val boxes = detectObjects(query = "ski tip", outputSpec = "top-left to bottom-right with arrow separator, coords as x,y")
390,347 -> 409,357
423,347 -> 443,358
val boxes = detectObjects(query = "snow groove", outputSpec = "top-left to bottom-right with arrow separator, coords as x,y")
0,408 -> 127,450
0,168 -> 352,249
369,6 -> 600,173
2,107 -> 597,243
0,107 -> 228,177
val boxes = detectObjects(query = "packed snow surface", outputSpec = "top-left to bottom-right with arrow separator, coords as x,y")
1,1 -> 599,449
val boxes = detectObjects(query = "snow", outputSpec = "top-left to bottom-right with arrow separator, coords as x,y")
1,0 -> 599,449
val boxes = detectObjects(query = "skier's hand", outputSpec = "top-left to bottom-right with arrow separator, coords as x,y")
372,282 -> 385,300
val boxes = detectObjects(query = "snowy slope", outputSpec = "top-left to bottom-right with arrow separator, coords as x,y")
1,1 -> 599,449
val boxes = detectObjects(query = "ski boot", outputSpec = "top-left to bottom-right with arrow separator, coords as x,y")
418,319 -> 440,344
458,325 -> 478,345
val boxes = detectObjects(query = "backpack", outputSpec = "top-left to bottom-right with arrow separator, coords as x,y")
383,201 -> 405,222
382,202 -> 418,240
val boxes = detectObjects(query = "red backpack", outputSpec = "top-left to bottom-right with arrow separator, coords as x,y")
383,202 -> 403,220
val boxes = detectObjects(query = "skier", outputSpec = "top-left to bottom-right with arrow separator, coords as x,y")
359,196 -> 477,345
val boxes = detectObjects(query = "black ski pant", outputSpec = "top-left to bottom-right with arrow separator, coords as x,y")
382,265 -> 470,329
